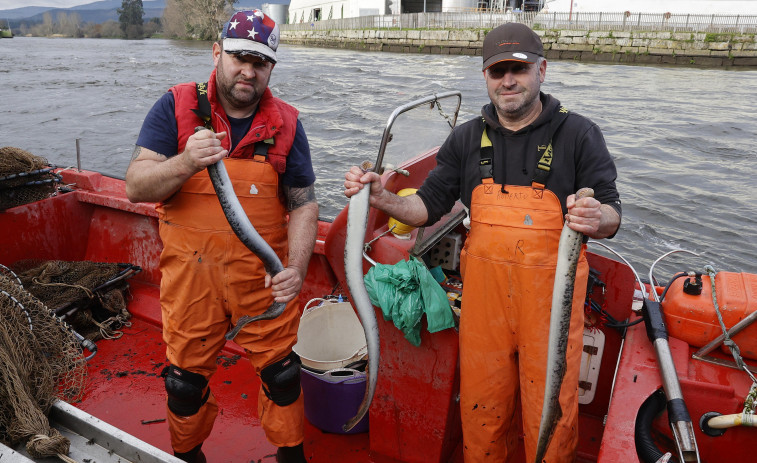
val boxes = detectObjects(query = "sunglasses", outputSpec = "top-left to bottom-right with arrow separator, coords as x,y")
486,62 -> 533,80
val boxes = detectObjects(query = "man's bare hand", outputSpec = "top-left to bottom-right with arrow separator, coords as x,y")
180,130 -> 229,173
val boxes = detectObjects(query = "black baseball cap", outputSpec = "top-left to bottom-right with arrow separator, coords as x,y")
482,22 -> 544,71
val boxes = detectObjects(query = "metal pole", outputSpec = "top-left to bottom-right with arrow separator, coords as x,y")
75,138 -> 81,172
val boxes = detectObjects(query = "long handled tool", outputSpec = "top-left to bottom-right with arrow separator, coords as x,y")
643,251 -> 701,463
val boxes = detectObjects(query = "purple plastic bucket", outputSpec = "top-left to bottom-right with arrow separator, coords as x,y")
300,367 -> 369,434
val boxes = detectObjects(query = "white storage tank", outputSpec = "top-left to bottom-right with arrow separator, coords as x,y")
442,0 -> 481,12
262,3 -> 290,25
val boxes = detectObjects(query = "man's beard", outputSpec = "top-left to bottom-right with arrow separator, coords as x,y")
493,87 -> 538,120
216,62 -> 267,110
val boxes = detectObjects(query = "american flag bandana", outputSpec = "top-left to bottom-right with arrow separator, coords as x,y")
221,10 -> 279,63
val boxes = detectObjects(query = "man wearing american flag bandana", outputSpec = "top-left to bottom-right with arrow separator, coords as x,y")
126,9 -> 317,463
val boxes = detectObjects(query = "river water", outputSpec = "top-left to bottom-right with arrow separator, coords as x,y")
1,37 -> 756,278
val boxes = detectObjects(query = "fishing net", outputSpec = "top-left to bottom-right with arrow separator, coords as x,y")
0,260 -> 139,459
0,146 -> 61,211
0,267 -> 86,460
12,260 -> 139,342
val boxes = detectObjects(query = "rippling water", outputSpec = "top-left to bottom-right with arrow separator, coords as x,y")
1,37 -> 756,277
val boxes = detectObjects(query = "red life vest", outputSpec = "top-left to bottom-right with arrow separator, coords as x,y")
170,69 -> 298,174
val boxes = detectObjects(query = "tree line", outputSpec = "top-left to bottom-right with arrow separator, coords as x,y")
14,0 -> 238,41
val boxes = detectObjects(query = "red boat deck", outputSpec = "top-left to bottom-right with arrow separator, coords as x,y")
81,282 -> 375,462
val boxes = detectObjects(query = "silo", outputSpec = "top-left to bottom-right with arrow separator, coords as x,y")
442,0 -> 481,12
262,3 -> 289,25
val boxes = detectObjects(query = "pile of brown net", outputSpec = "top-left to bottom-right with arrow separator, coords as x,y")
0,146 -> 61,211
13,260 -> 137,342
0,260 -> 139,459
0,268 -> 86,460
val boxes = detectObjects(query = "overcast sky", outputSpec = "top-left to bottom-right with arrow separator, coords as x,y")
0,0 -> 94,10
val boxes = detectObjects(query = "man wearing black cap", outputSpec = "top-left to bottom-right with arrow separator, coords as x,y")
126,9 -> 317,463
344,22 -> 621,462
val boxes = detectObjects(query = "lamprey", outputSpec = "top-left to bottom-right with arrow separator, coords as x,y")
342,162 -> 380,432
534,187 -> 593,463
193,128 -> 287,341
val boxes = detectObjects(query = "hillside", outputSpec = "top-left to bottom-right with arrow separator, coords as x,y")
1,0 -> 165,24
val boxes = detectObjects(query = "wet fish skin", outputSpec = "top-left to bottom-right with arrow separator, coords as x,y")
534,187 -> 593,463
343,185 -> 380,432
205,158 -> 287,341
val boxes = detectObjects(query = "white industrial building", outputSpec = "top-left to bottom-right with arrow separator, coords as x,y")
286,0 -> 524,23
286,0 -> 757,23
288,0 -> 394,23
542,0 -> 757,14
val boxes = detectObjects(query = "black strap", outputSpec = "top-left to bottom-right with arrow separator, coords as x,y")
478,105 -> 570,187
531,105 -> 569,187
190,82 -> 269,158
191,82 -> 213,130
254,142 -> 270,158
479,117 -> 494,180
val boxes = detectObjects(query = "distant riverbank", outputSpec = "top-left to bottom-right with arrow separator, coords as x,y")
281,28 -> 757,67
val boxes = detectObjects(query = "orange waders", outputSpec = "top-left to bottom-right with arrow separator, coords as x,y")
459,180 -> 588,462
157,157 -> 304,452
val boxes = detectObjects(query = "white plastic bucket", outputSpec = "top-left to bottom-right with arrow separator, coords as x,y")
293,299 -> 367,372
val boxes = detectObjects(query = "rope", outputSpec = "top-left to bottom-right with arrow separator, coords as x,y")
704,265 -> 757,385
434,98 -> 455,129
745,384 -> 757,415
27,430 -> 78,462
93,314 -> 131,340
364,224 -> 396,252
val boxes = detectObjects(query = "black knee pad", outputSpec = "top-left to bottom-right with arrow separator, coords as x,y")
163,365 -> 210,417
260,351 -> 302,406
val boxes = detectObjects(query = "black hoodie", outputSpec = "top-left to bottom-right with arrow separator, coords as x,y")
416,92 -> 621,228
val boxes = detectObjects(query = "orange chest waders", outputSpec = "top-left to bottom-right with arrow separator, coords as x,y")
157,157 -> 304,452
458,118 -> 587,462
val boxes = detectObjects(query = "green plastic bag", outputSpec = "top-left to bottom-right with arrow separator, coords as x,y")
364,256 -> 455,346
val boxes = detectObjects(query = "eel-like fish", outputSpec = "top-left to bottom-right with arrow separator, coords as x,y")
203,157 -> 287,341
534,187 -> 594,463
342,179 -> 380,432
